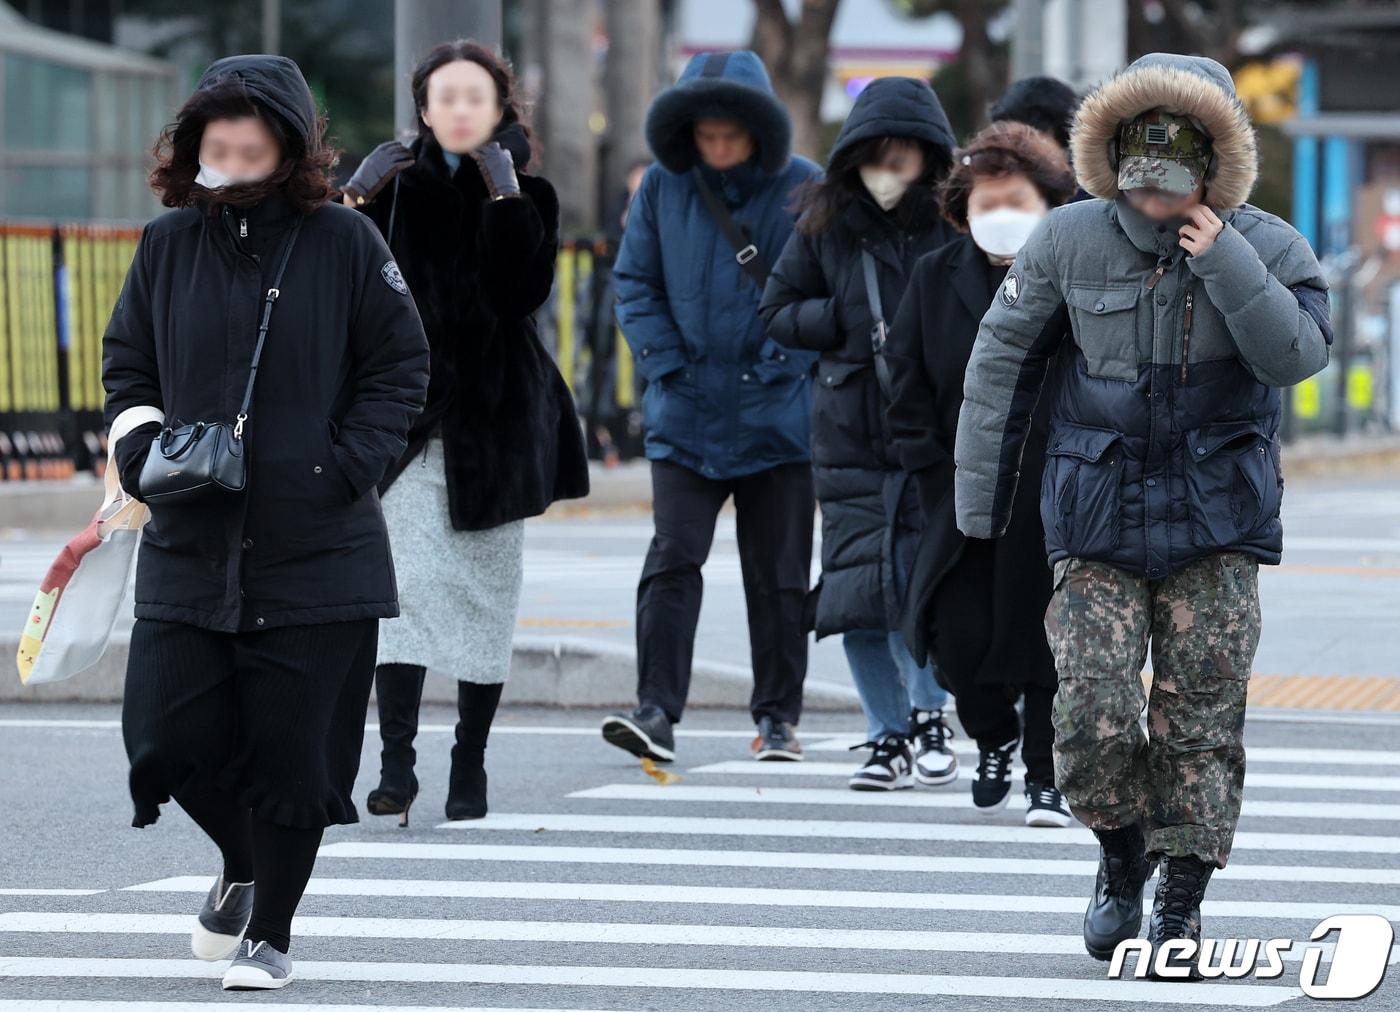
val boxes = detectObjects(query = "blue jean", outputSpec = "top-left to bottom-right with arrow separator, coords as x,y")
842,518 -> 948,741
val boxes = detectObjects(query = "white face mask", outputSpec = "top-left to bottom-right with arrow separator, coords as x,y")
967,206 -> 1047,258
195,159 -> 271,190
859,166 -> 911,211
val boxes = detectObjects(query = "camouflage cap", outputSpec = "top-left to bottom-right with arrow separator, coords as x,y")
1117,111 -> 1212,195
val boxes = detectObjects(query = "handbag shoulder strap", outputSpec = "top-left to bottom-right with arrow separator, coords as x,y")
234,216 -> 303,438
690,166 -> 769,289
862,247 -> 896,401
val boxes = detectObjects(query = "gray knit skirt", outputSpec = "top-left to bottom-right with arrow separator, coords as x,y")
377,436 -> 524,684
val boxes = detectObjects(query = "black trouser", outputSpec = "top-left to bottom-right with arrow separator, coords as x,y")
942,677 -> 1056,785
636,458 -> 813,725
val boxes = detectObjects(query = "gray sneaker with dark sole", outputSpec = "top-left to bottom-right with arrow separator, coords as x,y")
222,938 -> 294,990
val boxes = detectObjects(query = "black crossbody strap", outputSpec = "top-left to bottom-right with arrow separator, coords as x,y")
862,247 -> 895,400
233,216 -> 302,438
690,166 -> 769,288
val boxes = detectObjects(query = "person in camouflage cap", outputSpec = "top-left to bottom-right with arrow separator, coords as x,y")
1116,110 -> 1212,195
951,53 -> 1334,980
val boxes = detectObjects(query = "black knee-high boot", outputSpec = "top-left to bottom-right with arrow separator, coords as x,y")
366,662 -> 427,826
445,681 -> 504,821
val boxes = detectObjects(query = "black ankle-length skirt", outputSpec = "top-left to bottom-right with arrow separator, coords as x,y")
122,616 -> 379,830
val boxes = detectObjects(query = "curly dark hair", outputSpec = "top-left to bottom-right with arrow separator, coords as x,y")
149,80 -> 338,214
792,135 -> 951,237
410,39 -> 536,156
939,121 -> 1076,232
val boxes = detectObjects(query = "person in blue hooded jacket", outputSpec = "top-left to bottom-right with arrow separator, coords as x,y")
601,51 -> 820,764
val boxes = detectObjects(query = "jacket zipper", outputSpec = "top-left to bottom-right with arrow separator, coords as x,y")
239,217 -> 248,238
1180,288 -> 1194,383
1145,263 -> 1167,290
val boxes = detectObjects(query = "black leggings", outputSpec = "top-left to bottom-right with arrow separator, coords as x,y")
176,787 -> 321,955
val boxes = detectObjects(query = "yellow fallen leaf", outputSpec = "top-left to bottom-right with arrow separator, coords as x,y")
641,756 -> 680,785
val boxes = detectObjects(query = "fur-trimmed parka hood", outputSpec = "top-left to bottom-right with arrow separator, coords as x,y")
1070,52 -> 1257,210
645,50 -> 792,175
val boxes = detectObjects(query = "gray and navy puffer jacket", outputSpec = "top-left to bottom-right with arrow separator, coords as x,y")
953,53 -> 1332,579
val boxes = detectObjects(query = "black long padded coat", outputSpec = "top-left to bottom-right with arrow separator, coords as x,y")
102,188 -> 432,634
885,233 -> 1062,689
758,77 -> 956,637
354,130 -> 589,531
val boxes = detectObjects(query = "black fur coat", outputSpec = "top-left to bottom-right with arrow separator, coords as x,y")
357,130 -> 589,530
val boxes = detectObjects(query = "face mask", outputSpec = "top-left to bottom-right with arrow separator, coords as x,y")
967,206 -> 1046,258
859,166 -> 911,211
195,160 -> 271,190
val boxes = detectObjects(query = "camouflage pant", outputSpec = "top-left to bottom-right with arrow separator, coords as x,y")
1044,552 -> 1260,869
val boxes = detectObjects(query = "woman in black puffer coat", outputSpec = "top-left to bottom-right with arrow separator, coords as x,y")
759,77 -> 959,792
341,40 -> 588,827
103,55 -> 430,988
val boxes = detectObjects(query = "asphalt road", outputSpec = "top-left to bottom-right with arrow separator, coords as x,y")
0,700 -> 1397,1010
5,473 -> 1400,694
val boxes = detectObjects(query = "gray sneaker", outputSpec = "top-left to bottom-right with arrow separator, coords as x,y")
191,875 -> 254,961
222,938 -> 294,990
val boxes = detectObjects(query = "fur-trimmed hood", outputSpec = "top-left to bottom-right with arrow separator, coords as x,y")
1070,52 -> 1257,210
645,50 -> 792,175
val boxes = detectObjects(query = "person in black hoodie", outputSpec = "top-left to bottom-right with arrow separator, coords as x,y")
759,78 -> 959,792
340,40 -> 588,826
102,55 -> 430,989
886,121 -> 1076,826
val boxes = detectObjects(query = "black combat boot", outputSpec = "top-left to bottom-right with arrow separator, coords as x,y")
365,663 -> 427,827
445,681 -> 504,821
1083,823 -> 1154,960
1146,855 -> 1215,982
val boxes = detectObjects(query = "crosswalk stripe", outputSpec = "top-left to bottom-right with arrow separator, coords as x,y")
312,841 -> 1400,885
0,956 -> 1304,1004
570,783 -> 1400,822
0,888 -> 104,896
689,760 -> 1400,792
801,738 -> 1400,767
0,1004 -> 597,1012
1,912 -> 1382,965
437,812 -> 1400,855
122,876 -> 1400,921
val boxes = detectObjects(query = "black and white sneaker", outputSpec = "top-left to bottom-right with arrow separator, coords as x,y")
1024,779 -> 1074,827
752,715 -> 803,761
972,735 -> 1019,814
848,735 -> 914,791
190,874 -> 254,961
601,703 -> 675,762
910,708 -> 959,786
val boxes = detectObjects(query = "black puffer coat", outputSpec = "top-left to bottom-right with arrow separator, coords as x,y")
355,130 -> 589,531
759,77 -> 956,636
102,56 -> 431,633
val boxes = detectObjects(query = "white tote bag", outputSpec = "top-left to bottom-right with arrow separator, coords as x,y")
16,405 -> 164,685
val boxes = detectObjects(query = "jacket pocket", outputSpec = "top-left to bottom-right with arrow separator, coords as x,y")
1041,422 -> 1124,557
1183,420 -> 1280,548
1066,286 -> 1139,382
812,360 -> 881,457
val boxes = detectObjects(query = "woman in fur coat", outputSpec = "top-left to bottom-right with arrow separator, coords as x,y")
342,39 -> 589,825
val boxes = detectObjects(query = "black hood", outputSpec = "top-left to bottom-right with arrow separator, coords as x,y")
196,54 -> 317,143
828,76 -> 955,168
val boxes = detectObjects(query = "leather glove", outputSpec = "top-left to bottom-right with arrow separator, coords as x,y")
112,421 -> 162,503
470,141 -> 521,200
342,141 -> 415,204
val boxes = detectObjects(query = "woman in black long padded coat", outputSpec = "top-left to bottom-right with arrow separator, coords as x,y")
342,40 -> 588,826
886,121 -> 1076,827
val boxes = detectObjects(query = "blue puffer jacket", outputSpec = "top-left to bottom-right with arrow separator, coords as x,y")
614,50 -> 821,480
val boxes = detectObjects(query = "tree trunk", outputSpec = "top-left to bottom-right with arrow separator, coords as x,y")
749,0 -> 841,161
603,0 -> 661,205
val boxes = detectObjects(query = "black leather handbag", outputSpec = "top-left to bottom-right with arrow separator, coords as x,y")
138,216 -> 302,502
